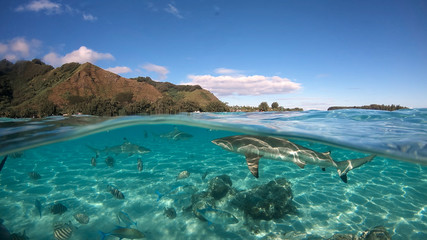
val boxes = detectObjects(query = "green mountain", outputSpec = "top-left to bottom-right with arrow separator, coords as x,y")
0,59 -> 227,117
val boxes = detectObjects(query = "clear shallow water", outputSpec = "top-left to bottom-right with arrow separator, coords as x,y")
0,109 -> 426,239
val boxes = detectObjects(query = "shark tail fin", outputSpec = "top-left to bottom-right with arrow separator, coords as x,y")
335,154 -> 376,183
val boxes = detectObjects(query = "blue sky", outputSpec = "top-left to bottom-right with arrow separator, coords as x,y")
1,0 -> 426,109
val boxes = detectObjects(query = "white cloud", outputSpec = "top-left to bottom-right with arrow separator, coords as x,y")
183,74 -> 301,96
11,38 -> 30,56
165,3 -> 183,18
83,13 -> 97,21
0,43 -> 8,54
43,46 -> 114,67
0,37 -> 41,61
16,1 -> 98,21
142,63 -> 169,80
105,66 -> 132,74
214,68 -> 241,75
16,0 -> 61,14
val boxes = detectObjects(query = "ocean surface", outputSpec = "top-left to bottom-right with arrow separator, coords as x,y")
0,109 -> 426,240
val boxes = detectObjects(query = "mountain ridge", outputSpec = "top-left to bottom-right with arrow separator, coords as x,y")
0,59 -> 227,117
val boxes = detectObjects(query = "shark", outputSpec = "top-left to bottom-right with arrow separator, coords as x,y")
211,135 -> 375,183
87,138 -> 150,157
160,127 -> 193,141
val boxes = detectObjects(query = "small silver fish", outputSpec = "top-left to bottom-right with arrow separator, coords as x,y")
108,185 -> 125,199
28,171 -> 41,180
137,158 -> 143,171
50,203 -> 67,215
177,171 -> 190,180
117,211 -> 137,227
91,157 -> 96,166
197,206 -> 239,225
105,156 -> 114,167
53,221 -> 74,240
99,227 -> 145,239
73,213 -> 89,224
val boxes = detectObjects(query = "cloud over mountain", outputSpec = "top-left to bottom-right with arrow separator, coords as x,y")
141,63 -> 169,80
105,66 -> 132,74
0,37 -> 41,61
184,73 -> 301,96
43,46 -> 114,67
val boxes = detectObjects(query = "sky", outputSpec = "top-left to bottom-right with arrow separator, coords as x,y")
1,0 -> 426,110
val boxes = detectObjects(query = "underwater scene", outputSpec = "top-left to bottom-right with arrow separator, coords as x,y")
0,109 -> 426,240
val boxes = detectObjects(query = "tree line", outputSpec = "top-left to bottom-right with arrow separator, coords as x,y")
327,104 -> 408,111
0,94 -> 230,118
229,101 -> 303,112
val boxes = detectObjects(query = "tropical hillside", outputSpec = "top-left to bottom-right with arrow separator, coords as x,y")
0,59 -> 228,118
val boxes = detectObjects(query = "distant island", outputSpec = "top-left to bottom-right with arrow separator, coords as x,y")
0,59 -> 228,118
327,104 -> 408,111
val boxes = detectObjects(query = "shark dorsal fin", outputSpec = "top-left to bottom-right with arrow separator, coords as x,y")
245,154 -> 262,178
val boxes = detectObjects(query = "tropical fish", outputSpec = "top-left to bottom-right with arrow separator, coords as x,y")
177,170 -> 190,180
87,138 -> 150,156
108,184 -> 125,199
137,158 -> 143,171
197,206 -> 239,225
91,157 -> 96,166
10,230 -> 29,240
164,207 -> 177,219
212,135 -> 375,183
117,211 -> 137,227
0,155 -> 8,172
73,213 -> 90,224
105,156 -> 114,167
99,227 -> 145,240
155,184 -> 197,201
50,203 -> 67,215
160,127 -> 193,140
53,221 -> 74,240
28,171 -> 41,180
35,199 -> 42,218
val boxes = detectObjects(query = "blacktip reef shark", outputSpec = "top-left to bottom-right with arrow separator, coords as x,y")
87,138 -> 150,157
160,127 -> 193,141
212,135 -> 375,183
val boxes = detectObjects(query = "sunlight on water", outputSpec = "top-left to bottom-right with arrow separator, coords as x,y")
0,109 -> 426,239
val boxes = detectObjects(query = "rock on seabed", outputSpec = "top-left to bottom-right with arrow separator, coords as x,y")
232,177 -> 295,220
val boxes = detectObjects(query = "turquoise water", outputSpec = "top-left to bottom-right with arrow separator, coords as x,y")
0,109 -> 426,239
